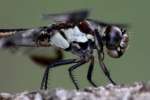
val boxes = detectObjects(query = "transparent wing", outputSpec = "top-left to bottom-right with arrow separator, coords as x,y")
87,19 -> 129,28
42,9 -> 90,23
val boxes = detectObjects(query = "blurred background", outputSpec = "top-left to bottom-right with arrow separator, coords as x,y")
0,0 -> 149,92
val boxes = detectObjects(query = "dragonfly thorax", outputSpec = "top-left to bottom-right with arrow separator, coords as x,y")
45,22 -> 95,59
49,24 -> 94,49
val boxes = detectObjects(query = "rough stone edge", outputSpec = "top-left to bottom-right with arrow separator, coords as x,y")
1,82 -> 150,100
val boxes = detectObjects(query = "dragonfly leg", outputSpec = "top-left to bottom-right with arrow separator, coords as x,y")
68,60 -> 86,90
98,58 -> 117,85
40,59 -> 78,90
94,29 -> 116,85
87,56 -> 97,87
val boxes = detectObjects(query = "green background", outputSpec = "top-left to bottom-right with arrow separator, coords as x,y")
0,0 -> 149,92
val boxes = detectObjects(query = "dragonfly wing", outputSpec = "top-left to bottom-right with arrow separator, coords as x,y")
42,9 -> 90,23
87,19 -> 129,28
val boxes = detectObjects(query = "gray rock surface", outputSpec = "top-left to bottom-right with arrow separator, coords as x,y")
1,82 -> 150,100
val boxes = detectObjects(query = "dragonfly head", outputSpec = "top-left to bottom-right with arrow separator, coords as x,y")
104,26 -> 129,58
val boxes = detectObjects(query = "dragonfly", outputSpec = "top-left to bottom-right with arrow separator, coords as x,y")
0,9 -> 129,90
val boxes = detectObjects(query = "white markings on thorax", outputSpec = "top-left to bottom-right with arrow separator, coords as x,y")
62,26 -> 88,43
50,31 -> 69,49
50,26 -> 94,49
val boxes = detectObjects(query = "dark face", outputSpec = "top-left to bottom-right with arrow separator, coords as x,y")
105,26 -> 129,58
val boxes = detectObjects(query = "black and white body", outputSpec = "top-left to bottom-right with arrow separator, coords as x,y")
0,10 -> 129,90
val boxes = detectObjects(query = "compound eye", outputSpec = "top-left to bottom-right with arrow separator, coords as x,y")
105,26 -> 128,58
105,26 -> 122,50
